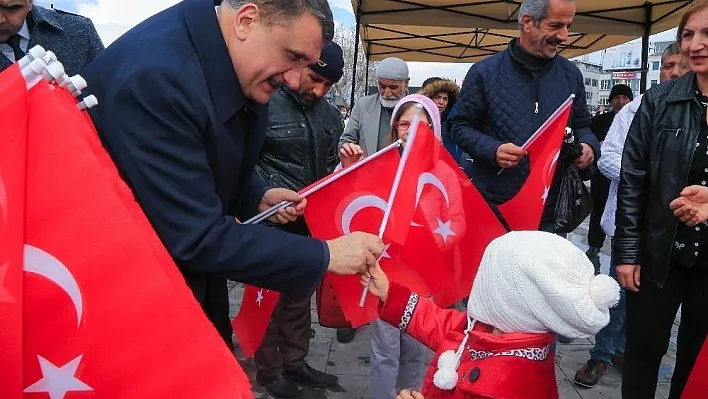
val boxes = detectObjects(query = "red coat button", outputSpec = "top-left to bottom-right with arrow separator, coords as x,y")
469,367 -> 480,383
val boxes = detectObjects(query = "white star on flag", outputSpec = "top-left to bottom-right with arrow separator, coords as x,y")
24,355 -> 93,399
256,289 -> 264,306
380,243 -> 391,259
0,262 -> 15,303
541,185 -> 550,202
433,218 -> 457,244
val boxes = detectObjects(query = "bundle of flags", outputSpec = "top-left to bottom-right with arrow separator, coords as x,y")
0,49 -> 253,398
232,97 -> 575,354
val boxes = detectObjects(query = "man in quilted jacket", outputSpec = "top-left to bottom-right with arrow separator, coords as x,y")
450,0 -> 599,232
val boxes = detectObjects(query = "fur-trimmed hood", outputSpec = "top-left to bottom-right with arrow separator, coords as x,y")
419,78 -> 460,113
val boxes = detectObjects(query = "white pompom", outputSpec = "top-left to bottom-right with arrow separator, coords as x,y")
437,350 -> 459,369
433,366 -> 459,390
590,274 -> 620,309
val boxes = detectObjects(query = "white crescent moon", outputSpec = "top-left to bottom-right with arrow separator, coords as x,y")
415,172 -> 450,208
341,195 -> 388,235
411,172 -> 450,227
543,150 -> 561,186
24,245 -> 83,327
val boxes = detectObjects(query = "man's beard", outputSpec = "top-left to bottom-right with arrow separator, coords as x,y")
380,97 -> 399,109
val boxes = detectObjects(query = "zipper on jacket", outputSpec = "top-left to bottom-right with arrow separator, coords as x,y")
534,102 -> 539,114
661,103 -> 701,288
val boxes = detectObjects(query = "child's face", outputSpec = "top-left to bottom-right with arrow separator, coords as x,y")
395,106 -> 431,143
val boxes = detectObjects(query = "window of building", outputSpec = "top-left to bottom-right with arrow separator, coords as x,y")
652,61 -> 661,70
585,78 -> 591,86
592,79 -> 598,87
600,80 -> 610,90
651,79 -> 658,86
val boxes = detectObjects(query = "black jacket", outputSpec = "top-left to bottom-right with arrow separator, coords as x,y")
255,88 -> 343,233
614,72 -> 703,287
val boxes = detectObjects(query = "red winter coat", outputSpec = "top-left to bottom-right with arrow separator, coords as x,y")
379,283 -> 558,399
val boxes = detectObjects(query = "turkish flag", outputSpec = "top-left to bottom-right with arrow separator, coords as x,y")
388,123 -> 506,307
231,285 -> 280,358
0,64 -> 26,399
22,80 -> 253,398
683,338 -> 708,398
498,97 -> 573,231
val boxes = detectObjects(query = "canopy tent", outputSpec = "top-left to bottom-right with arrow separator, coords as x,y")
349,0 -> 693,104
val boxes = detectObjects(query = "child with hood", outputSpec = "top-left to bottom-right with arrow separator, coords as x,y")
362,231 -> 620,398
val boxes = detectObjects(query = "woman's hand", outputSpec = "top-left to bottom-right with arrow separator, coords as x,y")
360,262 -> 390,301
339,143 -> 363,168
670,185 -> 708,226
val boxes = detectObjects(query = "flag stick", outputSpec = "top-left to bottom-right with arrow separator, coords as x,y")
243,140 -> 403,225
359,104 -> 424,307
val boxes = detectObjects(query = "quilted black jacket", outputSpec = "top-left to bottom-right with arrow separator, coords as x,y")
450,41 -> 599,227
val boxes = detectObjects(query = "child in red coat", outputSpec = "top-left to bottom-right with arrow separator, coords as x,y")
362,231 -> 620,399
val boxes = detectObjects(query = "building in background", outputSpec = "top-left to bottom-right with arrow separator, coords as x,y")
574,40 -> 675,114
572,57 -> 605,115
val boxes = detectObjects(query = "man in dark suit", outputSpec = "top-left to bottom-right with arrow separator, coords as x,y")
0,1 -> 104,75
82,0 -> 384,349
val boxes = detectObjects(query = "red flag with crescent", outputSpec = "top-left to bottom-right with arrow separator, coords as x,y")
386,123 -> 507,306
0,64 -> 27,399
498,96 -> 573,231
304,148 -> 401,327
20,79 -> 253,398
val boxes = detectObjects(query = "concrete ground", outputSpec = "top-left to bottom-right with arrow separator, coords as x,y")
228,219 -> 679,398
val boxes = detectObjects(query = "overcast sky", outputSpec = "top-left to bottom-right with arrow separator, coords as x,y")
36,0 -> 678,86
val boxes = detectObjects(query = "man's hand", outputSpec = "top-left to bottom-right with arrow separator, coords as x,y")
360,262 -> 390,301
616,264 -> 641,292
258,188 -> 307,224
496,143 -> 526,169
326,232 -> 384,275
397,390 -> 425,399
670,185 -> 708,226
339,143 -> 364,168
574,143 -> 595,169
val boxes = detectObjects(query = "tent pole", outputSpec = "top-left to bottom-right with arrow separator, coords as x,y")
350,0 -> 363,108
640,3 -> 653,94
364,43 -> 370,96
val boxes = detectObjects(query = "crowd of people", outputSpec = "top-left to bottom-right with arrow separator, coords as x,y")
2,0 -> 707,398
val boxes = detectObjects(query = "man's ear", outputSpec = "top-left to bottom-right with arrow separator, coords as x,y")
521,14 -> 535,34
233,3 -> 261,41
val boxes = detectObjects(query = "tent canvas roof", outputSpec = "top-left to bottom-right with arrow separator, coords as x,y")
353,0 -> 692,62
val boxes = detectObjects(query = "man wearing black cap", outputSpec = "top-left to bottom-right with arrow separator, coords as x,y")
585,83 -> 633,272
252,41 -> 345,399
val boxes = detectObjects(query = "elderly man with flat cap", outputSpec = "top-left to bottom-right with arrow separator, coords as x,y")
334,56 -> 411,345
252,41 -> 345,399
338,57 -> 410,162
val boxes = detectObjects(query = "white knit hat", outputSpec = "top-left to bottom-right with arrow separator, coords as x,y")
432,231 -> 619,391
467,231 -> 619,338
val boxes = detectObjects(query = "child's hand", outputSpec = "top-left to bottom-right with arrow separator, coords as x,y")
360,262 -> 389,301
397,390 -> 425,399
340,143 -> 363,168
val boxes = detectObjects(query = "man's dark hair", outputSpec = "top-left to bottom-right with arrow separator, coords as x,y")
661,42 -> 682,62
224,0 -> 334,42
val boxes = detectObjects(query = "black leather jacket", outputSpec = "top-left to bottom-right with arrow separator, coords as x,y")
255,88 -> 343,233
614,72 -> 703,287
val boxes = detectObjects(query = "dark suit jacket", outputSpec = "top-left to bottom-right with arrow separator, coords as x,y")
0,5 -> 104,75
82,0 -> 328,307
